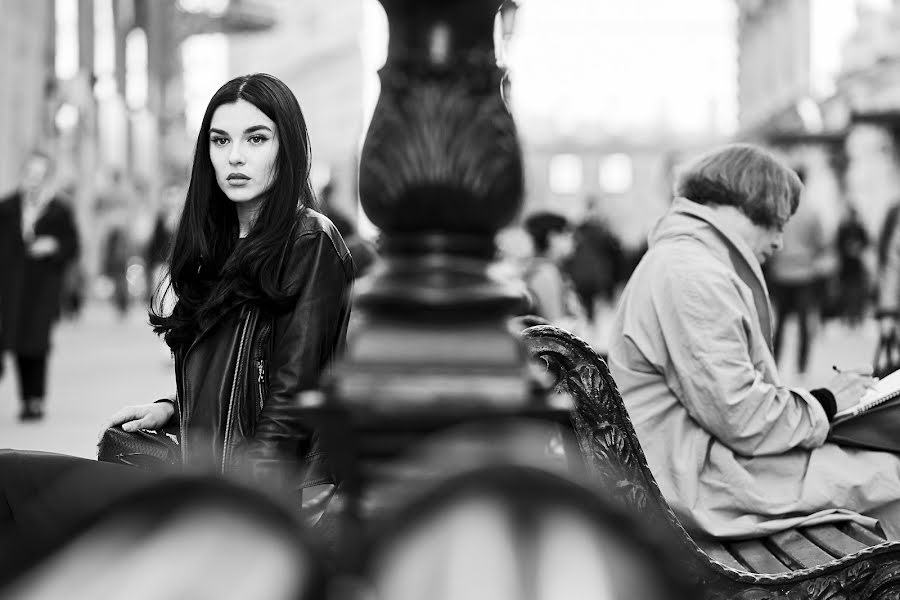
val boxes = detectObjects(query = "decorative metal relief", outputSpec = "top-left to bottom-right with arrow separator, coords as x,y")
360,64 -> 523,234
358,0 -> 524,236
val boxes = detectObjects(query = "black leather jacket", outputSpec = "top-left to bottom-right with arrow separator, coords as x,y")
168,209 -> 353,486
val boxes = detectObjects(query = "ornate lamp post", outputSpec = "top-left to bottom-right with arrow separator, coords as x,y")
317,0 -> 573,570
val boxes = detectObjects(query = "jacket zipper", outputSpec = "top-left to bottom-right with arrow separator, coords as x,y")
176,348 -> 188,462
255,320 -> 271,416
256,359 -> 266,415
222,308 -> 256,473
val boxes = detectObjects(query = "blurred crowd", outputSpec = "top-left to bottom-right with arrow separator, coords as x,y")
505,179 -> 900,380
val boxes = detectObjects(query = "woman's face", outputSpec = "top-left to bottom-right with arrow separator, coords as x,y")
209,99 -> 279,206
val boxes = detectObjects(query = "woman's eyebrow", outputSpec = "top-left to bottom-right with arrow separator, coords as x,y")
208,125 -> 273,135
245,125 -> 273,134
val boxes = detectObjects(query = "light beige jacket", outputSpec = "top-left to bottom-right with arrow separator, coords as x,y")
608,197 -> 900,539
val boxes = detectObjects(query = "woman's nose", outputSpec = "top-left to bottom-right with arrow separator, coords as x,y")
229,143 -> 245,165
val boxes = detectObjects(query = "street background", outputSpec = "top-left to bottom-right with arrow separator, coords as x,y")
0,303 -> 172,458
0,302 -> 880,459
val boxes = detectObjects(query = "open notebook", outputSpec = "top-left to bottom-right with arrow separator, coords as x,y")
833,368 -> 900,421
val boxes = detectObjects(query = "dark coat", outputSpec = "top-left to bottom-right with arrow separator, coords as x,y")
168,209 -> 354,489
0,192 -> 80,356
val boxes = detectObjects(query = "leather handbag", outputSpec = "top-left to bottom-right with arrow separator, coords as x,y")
97,425 -> 181,470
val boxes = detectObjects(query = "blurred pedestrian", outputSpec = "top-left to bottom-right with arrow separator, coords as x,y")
835,204 -> 870,326
143,182 -> 180,304
522,211 -> 580,327
327,208 -> 377,279
766,170 -> 828,375
0,150 -> 80,420
101,73 -> 354,490
320,180 -> 378,279
877,200 -> 900,341
878,198 -> 900,278
102,225 -> 132,318
564,213 -> 627,320
56,184 -> 85,320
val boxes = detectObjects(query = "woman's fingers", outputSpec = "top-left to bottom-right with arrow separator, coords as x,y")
99,406 -> 149,442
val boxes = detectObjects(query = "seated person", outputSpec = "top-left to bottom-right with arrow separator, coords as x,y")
522,212 -> 579,327
607,143 -> 900,539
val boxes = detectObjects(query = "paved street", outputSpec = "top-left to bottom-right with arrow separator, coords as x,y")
0,302 -> 174,459
0,302 -> 883,460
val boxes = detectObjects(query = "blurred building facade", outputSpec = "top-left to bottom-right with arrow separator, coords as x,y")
735,0 -> 847,239
737,0 -> 900,241
833,2 -> 900,241
0,1 -> 54,196
520,132 -> 679,250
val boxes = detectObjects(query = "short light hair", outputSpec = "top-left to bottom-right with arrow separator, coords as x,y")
673,143 -> 802,229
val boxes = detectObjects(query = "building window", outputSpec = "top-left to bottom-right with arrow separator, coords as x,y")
598,153 -> 633,194
125,27 -> 148,110
548,154 -> 582,195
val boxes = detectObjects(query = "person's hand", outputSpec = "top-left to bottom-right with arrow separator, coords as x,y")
100,402 -> 175,442
28,235 -> 59,258
827,365 -> 877,414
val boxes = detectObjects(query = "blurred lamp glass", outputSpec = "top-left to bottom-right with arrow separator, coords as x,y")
548,154 -> 583,195
598,153 -> 633,194
125,28 -> 148,110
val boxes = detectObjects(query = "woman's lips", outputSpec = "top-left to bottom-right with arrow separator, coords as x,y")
226,175 -> 250,186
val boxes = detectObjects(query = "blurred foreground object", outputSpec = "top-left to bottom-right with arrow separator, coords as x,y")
0,476 -> 322,600
369,464 -> 697,600
316,0 -> 574,566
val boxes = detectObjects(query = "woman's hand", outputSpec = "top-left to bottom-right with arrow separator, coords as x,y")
102,402 -> 175,438
827,366 -> 877,414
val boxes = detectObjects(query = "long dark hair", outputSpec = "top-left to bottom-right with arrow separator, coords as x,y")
150,73 -> 318,350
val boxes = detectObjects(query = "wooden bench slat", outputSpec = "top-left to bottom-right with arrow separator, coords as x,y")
728,539 -> 791,574
698,539 -> 747,571
840,522 -> 887,547
802,525 -> 869,557
767,529 -> 835,569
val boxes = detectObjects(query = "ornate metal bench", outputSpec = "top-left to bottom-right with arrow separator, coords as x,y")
522,324 -> 900,600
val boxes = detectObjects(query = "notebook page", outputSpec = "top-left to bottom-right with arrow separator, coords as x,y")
834,367 -> 900,419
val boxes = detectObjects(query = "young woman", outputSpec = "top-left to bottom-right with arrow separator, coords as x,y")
104,73 -> 354,485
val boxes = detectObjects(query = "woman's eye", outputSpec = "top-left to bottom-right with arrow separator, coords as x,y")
210,137 -> 228,146
248,135 -> 267,144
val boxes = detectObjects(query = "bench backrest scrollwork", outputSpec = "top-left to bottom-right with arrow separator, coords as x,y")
521,325 -> 714,570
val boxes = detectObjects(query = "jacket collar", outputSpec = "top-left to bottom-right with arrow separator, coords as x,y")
650,197 -> 775,350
